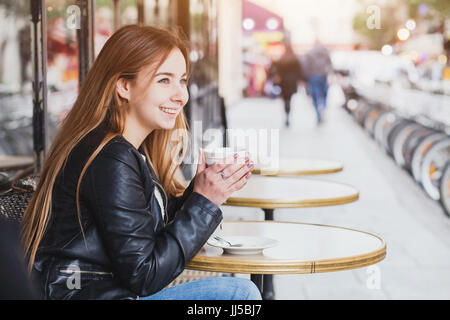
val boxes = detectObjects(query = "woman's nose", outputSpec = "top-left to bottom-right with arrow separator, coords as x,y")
171,84 -> 188,104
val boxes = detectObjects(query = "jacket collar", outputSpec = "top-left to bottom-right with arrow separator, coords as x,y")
90,119 -> 161,184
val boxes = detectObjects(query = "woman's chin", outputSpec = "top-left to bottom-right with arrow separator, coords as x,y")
158,119 -> 177,130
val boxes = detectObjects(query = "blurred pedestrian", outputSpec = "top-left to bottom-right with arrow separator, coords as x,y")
305,40 -> 332,124
299,54 -> 312,97
269,41 -> 303,127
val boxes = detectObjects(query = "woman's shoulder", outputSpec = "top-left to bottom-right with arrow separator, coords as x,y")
95,136 -> 144,169
101,135 -> 138,155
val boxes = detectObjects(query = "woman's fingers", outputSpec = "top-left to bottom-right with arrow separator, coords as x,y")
219,157 -> 250,178
209,154 -> 248,176
209,154 -> 237,173
193,153 -> 253,206
228,169 -> 252,192
196,148 -> 206,174
226,160 -> 254,187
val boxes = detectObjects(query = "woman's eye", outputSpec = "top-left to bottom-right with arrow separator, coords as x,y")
181,79 -> 188,85
158,78 -> 170,84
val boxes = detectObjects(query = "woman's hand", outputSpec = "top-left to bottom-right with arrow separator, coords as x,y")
193,149 -> 254,206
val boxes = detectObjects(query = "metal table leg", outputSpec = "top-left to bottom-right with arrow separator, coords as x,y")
250,274 -> 263,296
262,208 -> 275,300
264,208 -> 274,221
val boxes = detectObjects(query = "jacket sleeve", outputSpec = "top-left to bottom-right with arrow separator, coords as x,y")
85,150 -> 222,297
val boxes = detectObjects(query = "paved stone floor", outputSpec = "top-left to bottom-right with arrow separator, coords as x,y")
219,85 -> 450,299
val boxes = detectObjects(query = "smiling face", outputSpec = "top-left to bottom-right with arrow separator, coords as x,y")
118,48 -> 189,135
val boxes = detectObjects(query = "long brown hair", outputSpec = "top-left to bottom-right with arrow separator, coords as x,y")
20,25 -> 191,271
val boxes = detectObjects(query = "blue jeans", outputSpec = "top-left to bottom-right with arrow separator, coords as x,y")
140,277 -> 262,300
308,75 -> 328,123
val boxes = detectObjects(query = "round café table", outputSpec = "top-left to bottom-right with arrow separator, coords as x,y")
252,157 -> 343,176
0,155 -> 34,172
224,175 -> 359,210
187,221 -> 386,298
223,175 -> 359,299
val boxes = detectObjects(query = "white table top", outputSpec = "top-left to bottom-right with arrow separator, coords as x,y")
224,175 -> 359,208
188,221 -> 386,274
253,157 -> 343,176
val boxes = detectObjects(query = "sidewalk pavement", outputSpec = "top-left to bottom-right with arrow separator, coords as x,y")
219,86 -> 450,299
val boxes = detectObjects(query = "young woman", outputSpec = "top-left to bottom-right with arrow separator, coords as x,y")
20,25 -> 261,300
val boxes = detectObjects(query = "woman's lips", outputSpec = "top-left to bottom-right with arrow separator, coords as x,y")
159,106 -> 178,117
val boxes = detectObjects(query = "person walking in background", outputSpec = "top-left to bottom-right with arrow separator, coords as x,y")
268,41 -> 303,127
305,40 -> 332,124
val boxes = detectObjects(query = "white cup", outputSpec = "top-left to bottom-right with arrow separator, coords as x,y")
203,147 -> 248,166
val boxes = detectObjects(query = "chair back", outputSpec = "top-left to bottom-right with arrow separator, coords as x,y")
0,175 -> 39,224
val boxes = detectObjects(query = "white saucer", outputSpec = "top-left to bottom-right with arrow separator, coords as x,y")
207,235 -> 279,255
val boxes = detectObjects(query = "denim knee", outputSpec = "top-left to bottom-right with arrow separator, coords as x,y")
141,276 -> 262,300
229,278 -> 262,300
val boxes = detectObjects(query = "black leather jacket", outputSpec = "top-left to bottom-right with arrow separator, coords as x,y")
32,122 -> 223,299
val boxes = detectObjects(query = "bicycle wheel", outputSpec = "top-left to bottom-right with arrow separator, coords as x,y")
403,127 -> 435,173
360,104 -> 379,129
420,137 -> 450,200
440,162 -> 450,217
392,122 -> 423,168
364,107 -> 385,136
386,119 -> 412,156
381,118 -> 405,154
411,133 -> 447,183
373,112 -> 397,147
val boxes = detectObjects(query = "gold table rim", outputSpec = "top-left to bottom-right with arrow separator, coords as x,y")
251,158 -> 343,176
187,220 -> 386,274
252,167 -> 343,176
224,193 -> 359,208
224,177 -> 360,208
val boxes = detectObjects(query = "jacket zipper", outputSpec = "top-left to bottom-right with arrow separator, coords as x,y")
60,269 -> 113,276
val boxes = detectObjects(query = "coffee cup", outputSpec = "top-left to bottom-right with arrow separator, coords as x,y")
203,147 -> 248,166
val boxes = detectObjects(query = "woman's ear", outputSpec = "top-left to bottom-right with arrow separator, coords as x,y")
116,78 -> 131,102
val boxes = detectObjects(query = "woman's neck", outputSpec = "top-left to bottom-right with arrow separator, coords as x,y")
122,117 -> 153,150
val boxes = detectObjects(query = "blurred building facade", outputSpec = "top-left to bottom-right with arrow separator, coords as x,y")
218,0 -> 243,107
0,0 -> 227,177
248,0 -> 359,51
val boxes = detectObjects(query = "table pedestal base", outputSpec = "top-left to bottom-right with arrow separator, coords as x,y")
259,209 -> 275,300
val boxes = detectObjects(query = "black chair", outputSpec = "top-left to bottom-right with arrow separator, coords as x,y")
0,174 -> 38,224
0,174 -> 40,299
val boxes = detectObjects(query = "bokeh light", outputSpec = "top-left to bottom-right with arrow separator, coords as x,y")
405,19 -> 416,31
266,18 -> 279,30
397,28 -> 410,41
243,18 -> 255,31
381,44 -> 393,55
